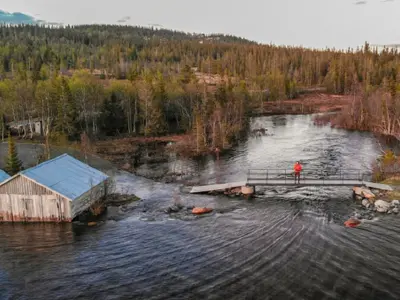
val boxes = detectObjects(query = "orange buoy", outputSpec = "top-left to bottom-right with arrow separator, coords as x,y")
192,207 -> 213,215
344,218 -> 361,228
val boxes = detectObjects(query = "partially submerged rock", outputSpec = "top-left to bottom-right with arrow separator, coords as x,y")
374,200 -> 391,213
361,199 -> 370,208
353,187 -> 375,200
353,187 -> 363,196
165,204 -> 184,213
355,195 -> 363,201
362,189 -> 375,200
192,207 -> 213,215
351,210 -> 374,221
241,186 -> 254,195
344,218 -> 361,228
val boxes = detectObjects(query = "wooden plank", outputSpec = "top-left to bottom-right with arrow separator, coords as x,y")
190,181 -> 247,194
364,181 -> 393,191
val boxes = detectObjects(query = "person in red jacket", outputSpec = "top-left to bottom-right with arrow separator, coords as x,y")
294,161 -> 303,184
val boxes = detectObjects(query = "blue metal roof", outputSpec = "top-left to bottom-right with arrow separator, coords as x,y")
21,154 -> 109,201
0,169 -> 10,183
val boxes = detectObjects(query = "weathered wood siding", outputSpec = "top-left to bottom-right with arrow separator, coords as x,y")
0,175 -> 72,222
0,175 -> 53,195
71,181 -> 108,218
0,194 -> 71,222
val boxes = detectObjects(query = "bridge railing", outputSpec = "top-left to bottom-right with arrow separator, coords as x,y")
247,168 -> 372,183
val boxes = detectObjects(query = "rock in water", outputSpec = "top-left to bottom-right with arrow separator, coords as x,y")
166,204 -> 182,213
391,200 -> 400,207
241,186 -> 254,195
374,200 -> 391,213
361,188 -> 375,200
393,207 -> 399,214
362,199 -> 369,207
353,187 -> 363,196
344,218 -> 361,228
192,207 -> 213,215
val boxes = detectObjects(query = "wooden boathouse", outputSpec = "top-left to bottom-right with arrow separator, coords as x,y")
0,154 -> 109,222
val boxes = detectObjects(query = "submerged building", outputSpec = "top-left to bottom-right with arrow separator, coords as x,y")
0,154 -> 109,222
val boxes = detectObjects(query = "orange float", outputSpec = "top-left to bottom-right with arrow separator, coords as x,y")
344,218 -> 361,228
192,207 -> 213,215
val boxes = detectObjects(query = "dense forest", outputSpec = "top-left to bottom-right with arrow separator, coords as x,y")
0,24 -> 398,154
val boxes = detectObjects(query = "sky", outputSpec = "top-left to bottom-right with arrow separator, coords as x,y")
0,0 -> 399,49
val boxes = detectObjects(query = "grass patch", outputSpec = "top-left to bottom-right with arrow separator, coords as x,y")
387,191 -> 400,200
381,178 -> 400,186
105,193 -> 141,206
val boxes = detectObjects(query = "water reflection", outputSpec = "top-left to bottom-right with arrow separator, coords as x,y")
1,115 -> 400,300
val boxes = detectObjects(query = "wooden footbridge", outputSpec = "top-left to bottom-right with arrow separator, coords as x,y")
190,168 -> 393,194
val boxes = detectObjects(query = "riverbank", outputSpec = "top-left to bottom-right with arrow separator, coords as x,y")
350,180 -> 400,222
93,93 -> 352,171
254,93 -> 353,116
313,90 -> 400,141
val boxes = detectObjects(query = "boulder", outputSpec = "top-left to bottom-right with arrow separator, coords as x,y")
241,186 -> 254,195
393,207 -> 399,214
391,200 -> 400,207
192,207 -> 213,215
353,187 -> 363,196
374,200 -> 391,213
361,199 -> 369,207
165,204 -> 183,213
355,195 -> 363,201
344,218 -> 361,228
361,188 -> 375,200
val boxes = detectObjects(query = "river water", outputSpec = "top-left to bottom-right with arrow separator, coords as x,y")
1,114 -> 400,300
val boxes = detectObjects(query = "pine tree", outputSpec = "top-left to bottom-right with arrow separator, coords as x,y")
4,134 -> 22,175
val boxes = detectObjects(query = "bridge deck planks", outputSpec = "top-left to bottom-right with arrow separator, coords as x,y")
246,179 -> 364,186
190,181 -> 247,194
189,173 -> 394,194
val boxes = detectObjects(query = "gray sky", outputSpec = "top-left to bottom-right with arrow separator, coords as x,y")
1,0 -> 399,49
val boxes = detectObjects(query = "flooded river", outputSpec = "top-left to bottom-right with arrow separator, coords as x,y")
1,114 -> 400,300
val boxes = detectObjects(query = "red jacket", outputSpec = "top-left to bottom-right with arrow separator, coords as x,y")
294,163 -> 302,173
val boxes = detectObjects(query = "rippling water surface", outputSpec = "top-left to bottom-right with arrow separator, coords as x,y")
1,114 -> 400,300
